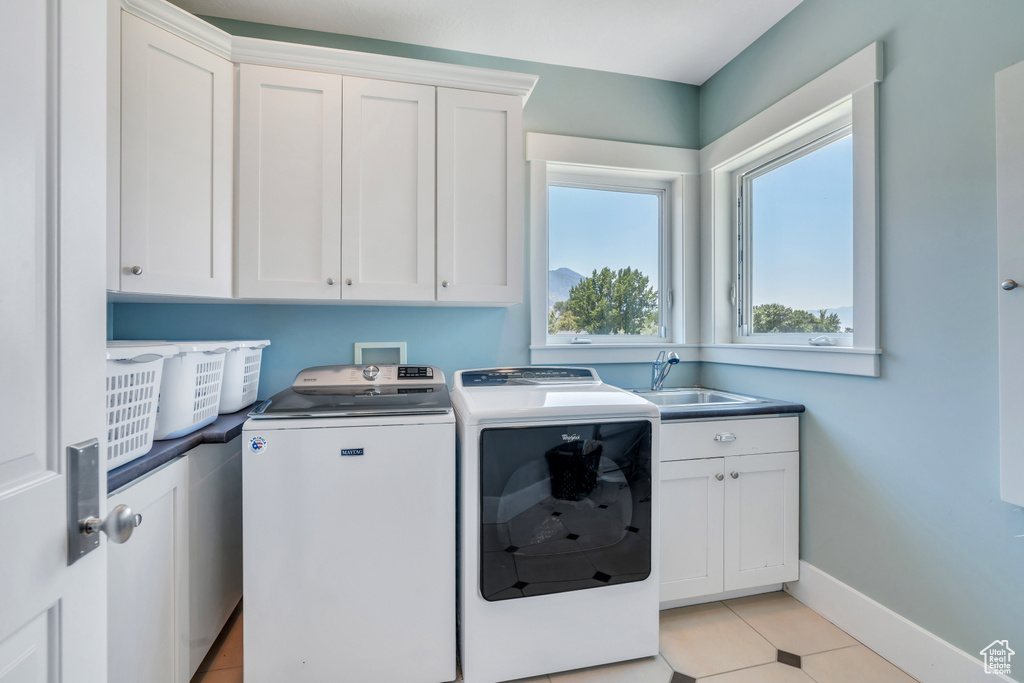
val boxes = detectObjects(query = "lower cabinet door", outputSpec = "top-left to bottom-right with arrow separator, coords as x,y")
659,458 -> 725,602
188,440 -> 242,677
107,457 -> 189,683
723,451 -> 800,591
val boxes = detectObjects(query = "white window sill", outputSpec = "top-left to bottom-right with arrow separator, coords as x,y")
529,342 -> 881,377
699,344 -> 881,377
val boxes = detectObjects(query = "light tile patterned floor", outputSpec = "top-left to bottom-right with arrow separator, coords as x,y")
190,592 -> 919,683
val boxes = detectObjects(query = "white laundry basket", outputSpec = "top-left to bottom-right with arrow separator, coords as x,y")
151,341 -> 230,440
218,340 -> 270,414
105,343 -> 179,470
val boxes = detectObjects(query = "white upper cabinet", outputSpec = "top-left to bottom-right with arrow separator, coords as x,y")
237,64 -> 343,300
341,77 -> 436,301
437,88 -> 524,304
113,5 -> 535,305
119,12 -> 232,297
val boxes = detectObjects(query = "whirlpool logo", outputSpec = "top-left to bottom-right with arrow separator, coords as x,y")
561,433 -> 581,442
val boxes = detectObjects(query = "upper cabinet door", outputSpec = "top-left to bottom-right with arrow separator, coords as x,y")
237,64 -> 342,299
119,13 -> 233,297
436,89 -> 524,304
341,77 -> 436,302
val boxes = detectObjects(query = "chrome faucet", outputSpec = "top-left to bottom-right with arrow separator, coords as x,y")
651,351 -> 680,390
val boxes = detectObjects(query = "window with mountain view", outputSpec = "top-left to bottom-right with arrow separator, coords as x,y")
738,128 -> 854,343
547,179 -> 667,340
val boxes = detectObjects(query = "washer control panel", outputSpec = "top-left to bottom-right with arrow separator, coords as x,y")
293,364 -> 440,390
459,367 -> 599,387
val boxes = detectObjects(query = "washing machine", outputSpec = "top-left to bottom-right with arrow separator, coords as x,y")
451,367 -> 661,683
242,364 -> 455,683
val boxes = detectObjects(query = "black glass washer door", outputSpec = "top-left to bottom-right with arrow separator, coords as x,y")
479,420 -> 652,601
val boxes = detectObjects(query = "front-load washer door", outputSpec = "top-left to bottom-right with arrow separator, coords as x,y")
478,420 -> 652,601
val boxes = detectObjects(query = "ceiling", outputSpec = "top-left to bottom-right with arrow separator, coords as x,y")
168,0 -> 803,85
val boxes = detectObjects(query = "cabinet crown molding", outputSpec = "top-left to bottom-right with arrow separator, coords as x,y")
121,0 -> 539,100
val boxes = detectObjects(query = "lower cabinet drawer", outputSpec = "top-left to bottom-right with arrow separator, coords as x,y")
661,416 -> 798,461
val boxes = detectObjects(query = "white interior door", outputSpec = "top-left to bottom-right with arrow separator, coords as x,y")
341,77 -> 436,301
996,59 -> 1024,507
0,1 -> 109,681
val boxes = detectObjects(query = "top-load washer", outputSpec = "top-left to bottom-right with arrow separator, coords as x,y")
451,367 -> 661,683
242,364 -> 455,683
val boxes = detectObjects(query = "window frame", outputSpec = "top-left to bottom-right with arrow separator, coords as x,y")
700,42 -> 883,377
734,122 -> 855,347
526,133 -> 700,365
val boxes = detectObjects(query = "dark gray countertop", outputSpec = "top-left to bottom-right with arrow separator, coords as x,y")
654,391 -> 805,421
107,405 -> 255,494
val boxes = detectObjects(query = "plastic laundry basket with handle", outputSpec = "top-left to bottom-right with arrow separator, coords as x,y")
218,340 -> 271,414
151,341 -> 230,440
105,342 -> 179,470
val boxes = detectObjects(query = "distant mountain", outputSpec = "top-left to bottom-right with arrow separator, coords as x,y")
548,268 -> 585,309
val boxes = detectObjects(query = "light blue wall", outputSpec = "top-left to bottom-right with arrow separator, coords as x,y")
111,303 -> 698,394
110,19 -> 702,394
700,0 -> 1024,668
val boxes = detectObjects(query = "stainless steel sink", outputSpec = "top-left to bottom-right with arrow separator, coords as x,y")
631,388 -> 765,407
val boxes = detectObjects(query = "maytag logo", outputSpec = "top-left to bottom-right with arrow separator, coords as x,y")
561,434 -> 581,442
340,448 -> 364,457
302,378 -> 317,382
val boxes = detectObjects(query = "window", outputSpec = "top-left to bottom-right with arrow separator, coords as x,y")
526,133 -> 700,364
737,126 -> 854,345
702,42 -> 882,376
546,172 -> 669,342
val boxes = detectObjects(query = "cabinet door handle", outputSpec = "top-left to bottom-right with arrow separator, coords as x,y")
326,277 -> 335,286
345,278 -> 353,286
130,265 -> 143,275
714,432 -> 736,442
730,471 -> 740,479
715,472 -> 724,481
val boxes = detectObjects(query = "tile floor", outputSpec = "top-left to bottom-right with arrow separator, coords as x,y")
190,592 -> 919,683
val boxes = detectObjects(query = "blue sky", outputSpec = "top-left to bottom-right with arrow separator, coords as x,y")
749,134 -> 853,312
548,134 -> 852,315
548,185 -> 660,291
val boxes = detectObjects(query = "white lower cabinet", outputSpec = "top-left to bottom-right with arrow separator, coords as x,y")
107,437 -> 243,683
188,440 -> 243,677
659,417 -> 799,604
107,456 -> 189,683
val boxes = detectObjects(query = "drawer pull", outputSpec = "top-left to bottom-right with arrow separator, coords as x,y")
714,432 -> 737,442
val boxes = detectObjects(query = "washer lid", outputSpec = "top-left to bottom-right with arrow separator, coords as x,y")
451,368 -> 658,425
250,384 -> 452,419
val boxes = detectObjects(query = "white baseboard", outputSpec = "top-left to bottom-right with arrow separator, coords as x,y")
785,561 -> 1015,683
660,584 -> 782,610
